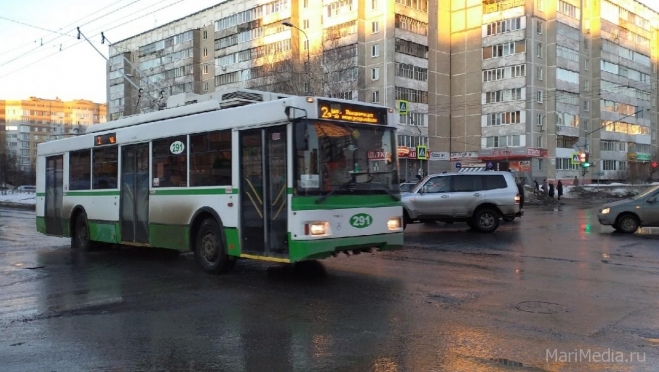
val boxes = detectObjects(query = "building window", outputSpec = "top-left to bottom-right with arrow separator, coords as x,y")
304,0 -> 308,7
203,48 -> 208,57
537,114 -> 543,126
204,82 -> 209,92
372,21 -> 379,33
536,42 -> 542,58
372,67 -> 379,80
538,159 -> 543,170
537,67 -> 543,80
537,91 -> 543,103
584,100 -> 589,111
372,90 -> 379,103
203,65 -> 209,75
556,135 -> 579,148
536,0 -> 543,11
303,39 -> 309,50
372,0 -> 378,9
584,58 -> 589,70
537,20 -> 543,34
203,30 -> 208,39
536,136 -> 542,148
372,44 -> 380,57
584,80 -> 590,91
303,19 -> 310,29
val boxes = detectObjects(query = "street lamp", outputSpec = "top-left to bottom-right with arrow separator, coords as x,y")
282,21 -> 311,95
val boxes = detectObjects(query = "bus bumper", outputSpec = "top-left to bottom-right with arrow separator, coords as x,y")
288,232 -> 404,262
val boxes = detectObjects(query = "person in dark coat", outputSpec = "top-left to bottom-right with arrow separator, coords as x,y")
548,182 -> 555,198
557,180 -> 564,200
534,179 -> 539,192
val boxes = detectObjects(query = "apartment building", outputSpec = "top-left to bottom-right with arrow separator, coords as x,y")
444,0 -> 658,182
107,0 -> 658,182
108,0 -> 441,182
0,97 -> 107,171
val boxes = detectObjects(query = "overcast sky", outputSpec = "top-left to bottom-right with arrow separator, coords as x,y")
0,0 -> 657,103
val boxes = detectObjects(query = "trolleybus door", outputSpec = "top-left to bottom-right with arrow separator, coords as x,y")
120,143 -> 150,243
45,155 -> 64,235
239,126 -> 289,255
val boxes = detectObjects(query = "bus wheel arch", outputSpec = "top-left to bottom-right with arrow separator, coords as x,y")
189,208 -> 236,274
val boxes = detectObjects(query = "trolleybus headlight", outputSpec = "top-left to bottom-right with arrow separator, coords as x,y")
306,222 -> 327,236
388,217 -> 402,230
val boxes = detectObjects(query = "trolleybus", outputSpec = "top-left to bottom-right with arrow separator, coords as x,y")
36,89 -> 403,273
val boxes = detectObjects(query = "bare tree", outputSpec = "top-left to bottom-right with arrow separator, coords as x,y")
247,29 -> 358,98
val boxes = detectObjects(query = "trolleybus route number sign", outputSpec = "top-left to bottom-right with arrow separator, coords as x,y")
350,213 -> 373,228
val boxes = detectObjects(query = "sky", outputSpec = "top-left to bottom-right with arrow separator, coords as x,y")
0,0 -> 658,104
0,0 -> 224,103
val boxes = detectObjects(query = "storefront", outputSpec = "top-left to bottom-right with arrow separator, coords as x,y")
398,146 -> 429,181
477,147 -> 547,174
626,152 -> 653,180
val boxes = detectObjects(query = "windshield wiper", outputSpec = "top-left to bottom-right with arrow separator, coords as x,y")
315,178 -> 356,204
315,179 -> 400,204
369,183 -> 401,201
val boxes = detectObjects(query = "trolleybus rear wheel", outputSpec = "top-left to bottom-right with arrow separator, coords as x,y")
72,212 -> 92,250
195,218 -> 235,274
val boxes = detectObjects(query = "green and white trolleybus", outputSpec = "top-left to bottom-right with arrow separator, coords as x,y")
36,89 -> 403,273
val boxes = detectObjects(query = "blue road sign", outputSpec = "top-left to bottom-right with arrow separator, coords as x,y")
486,161 -> 493,169
455,162 -> 462,169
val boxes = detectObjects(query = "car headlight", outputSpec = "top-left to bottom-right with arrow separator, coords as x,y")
601,208 -> 610,214
388,217 -> 401,230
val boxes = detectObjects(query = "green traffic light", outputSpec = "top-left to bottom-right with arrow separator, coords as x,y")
581,162 -> 591,168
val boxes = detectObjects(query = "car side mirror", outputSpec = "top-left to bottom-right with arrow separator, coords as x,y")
647,197 -> 656,204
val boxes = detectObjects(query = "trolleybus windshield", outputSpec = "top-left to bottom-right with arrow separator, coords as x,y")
293,120 -> 399,197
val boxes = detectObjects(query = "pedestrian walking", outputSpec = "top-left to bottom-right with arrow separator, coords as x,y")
557,180 -> 563,200
541,179 -> 548,194
534,179 -> 539,192
548,182 -> 555,199
573,176 -> 579,187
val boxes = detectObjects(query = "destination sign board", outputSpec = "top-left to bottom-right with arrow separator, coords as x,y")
317,100 -> 387,125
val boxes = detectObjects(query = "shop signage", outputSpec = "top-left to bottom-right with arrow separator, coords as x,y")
428,151 -> 449,161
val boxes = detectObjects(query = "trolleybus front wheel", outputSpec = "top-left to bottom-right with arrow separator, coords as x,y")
195,218 -> 236,274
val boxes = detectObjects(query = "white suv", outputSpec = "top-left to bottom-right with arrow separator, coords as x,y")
402,171 -> 522,232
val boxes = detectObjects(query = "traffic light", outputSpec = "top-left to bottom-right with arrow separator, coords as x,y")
653,161 -> 658,169
580,152 -> 591,168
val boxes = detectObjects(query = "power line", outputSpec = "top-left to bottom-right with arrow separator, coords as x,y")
0,0 -> 145,66
0,16 -> 73,37
0,0 -> 187,81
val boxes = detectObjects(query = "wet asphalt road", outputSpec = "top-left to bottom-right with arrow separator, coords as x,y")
1,203 -> 659,372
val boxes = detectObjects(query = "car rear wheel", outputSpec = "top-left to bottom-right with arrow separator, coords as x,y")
616,214 -> 639,234
473,208 -> 500,233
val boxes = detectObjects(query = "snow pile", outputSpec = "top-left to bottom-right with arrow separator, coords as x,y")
0,193 -> 36,205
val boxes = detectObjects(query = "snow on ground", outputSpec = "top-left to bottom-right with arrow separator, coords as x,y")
0,193 -> 36,205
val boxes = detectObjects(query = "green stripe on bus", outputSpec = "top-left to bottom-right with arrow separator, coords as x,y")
151,188 -> 234,196
89,220 -> 120,244
288,233 -> 404,262
225,227 -> 241,257
291,195 -> 402,211
149,223 -> 189,251
36,192 -> 45,197
65,190 -> 120,196
36,216 -> 46,234
287,187 -> 293,195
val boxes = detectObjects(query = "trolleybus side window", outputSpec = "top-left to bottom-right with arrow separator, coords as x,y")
69,150 -> 91,190
190,130 -> 232,186
93,146 -> 118,189
152,136 -> 188,188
